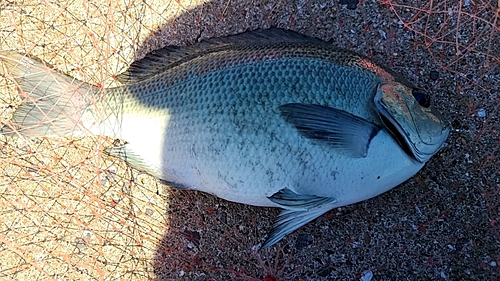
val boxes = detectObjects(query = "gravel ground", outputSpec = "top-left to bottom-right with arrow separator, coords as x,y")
0,0 -> 499,280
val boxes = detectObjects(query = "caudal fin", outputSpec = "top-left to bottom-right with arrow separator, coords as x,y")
0,52 -> 97,138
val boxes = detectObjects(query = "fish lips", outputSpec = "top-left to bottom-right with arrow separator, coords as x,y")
374,82 -> 450,163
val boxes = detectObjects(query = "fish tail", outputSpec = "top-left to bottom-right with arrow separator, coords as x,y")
0,52 -> 98,138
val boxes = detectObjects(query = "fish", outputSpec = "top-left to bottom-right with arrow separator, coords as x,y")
0,28 -> 450,249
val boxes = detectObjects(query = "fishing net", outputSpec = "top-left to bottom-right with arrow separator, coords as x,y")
0,1 -> 193,279
1,0 -> 499,280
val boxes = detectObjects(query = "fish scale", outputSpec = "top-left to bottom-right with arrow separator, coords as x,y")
0,28 -> 449,248
119,58 -> 381,195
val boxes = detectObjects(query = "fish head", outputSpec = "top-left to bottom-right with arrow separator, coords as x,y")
374,81 -> 450,163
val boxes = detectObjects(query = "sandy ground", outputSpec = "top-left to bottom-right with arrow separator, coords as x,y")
0,0 -> 499,280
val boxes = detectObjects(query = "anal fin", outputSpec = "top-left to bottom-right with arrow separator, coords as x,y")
105,145 -> 190,189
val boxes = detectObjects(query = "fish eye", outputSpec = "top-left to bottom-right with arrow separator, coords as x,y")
412,89 -> 431,108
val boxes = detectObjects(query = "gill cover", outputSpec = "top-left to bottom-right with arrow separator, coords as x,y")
374,82 -> 449,162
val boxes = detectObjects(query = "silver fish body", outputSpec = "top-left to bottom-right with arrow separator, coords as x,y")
0,28 -> 449,248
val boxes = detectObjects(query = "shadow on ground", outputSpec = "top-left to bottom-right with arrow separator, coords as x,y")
116,1 -> 500,280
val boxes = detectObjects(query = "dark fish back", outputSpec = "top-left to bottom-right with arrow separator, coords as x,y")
116,28 -> 398,87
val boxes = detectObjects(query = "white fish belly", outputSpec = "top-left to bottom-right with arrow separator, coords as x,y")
197,130 -> 421,207
124,107 -> 423,207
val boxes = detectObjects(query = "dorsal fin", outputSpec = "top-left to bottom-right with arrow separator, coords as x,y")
116,28 -> 326,84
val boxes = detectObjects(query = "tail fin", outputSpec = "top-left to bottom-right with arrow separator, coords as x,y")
0,52 -> 97,138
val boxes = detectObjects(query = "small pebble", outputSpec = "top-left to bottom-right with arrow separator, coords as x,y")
360,270 -> 373,281
75,241 -> 87,250
100,178 -> 108,185
477,109 -> 486,117
339,0 -> 359,10
429,70 -> 439,81
490,261 -> 497,267
295,233 -> 314,250
179,270 -> 185,277
378,29 -> 387,39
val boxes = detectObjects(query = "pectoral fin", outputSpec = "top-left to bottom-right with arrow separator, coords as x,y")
279,103 -> 380,157
262,188 -> 337,249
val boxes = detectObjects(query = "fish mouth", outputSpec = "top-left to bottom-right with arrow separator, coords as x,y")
374,83 -> 450,163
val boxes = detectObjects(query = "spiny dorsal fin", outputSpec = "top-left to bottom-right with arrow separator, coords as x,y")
116,28 -> 326,84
